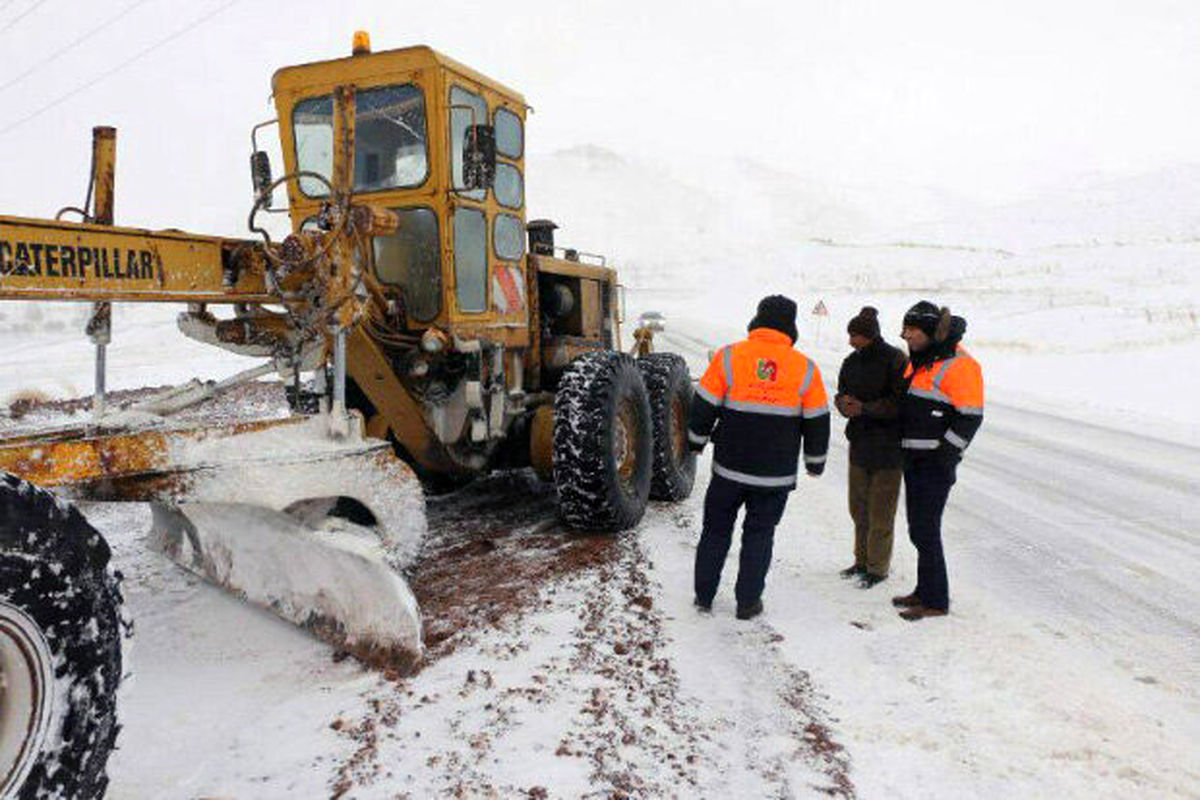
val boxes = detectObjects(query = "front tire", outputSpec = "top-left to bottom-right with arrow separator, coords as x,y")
0,474 -> 124,800
553,352 -> 653,531
637,352 -> 696,501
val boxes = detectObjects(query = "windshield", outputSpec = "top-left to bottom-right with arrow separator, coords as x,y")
293,84 -> 429,197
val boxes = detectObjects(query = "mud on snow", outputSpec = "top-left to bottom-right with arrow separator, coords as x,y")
328,473 -> 855,798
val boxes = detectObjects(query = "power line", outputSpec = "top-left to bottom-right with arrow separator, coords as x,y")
0,0 -> 154,95
0,0 -> 239,137
0,0 -> 48,36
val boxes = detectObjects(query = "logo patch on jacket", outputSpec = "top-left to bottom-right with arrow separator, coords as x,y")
756,358 -> 778,382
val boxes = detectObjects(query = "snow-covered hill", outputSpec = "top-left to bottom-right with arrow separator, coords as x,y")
5,148 -> 1199,441
524,145 -> 1200,439
912,163 -> 1200,248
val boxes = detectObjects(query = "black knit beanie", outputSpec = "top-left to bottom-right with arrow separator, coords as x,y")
847,306 -> 880,339
903,300 -> 942,338
748,295 -> 798,343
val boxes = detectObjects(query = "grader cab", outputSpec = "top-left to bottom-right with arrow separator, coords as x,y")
0,35 -> 694,798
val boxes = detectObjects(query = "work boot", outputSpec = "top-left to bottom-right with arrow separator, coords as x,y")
891,591 -> 921,608
735,599 -> 764,621
899,605 -> 948,622
839,564 -> 866,579
694,596 -> 712,613
858,573 -> 886,589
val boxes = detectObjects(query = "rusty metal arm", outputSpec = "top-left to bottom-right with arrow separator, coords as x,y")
0,214 -> 274,304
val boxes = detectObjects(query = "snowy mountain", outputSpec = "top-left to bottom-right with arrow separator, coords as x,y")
909,164 -> 1200,248
527,145 -> 1200,438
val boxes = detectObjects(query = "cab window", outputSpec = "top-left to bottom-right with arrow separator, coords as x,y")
373,207 -> 441,322
495,108 -> 523,158
449,86 -> 487,201
293,84 -> 429,197
454,207 -> 487,312
494,213 -> 524,261
354,85 -> 428,191
494,163 -> 523,209
293,95 -> 333,197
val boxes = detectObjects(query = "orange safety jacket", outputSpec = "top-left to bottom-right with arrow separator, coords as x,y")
901,345 -> 984,460
688,328 -> 830,489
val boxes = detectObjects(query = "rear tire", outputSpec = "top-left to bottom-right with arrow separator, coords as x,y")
0,473 -> 124,800
553,351 -> 653,531
637,352 -> 697,501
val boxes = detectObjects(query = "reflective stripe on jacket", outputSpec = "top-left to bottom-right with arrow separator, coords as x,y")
901,346 -> 984,459
687,327 -> 830,489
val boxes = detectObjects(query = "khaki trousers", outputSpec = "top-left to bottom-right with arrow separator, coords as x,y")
848,463 -> 902,576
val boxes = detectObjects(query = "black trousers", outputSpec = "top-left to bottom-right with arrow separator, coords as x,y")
903,458 -> 957,611
694,474 -> 790,608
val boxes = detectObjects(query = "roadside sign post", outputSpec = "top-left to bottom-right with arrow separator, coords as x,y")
812,299 -> 828,346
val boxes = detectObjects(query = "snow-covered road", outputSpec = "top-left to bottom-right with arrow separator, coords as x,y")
70,323 -> 1196,798
5,307 -> 1195,797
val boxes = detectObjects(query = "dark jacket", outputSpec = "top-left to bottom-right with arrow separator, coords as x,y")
688,328 -> 830,490
836,338 -> 908,470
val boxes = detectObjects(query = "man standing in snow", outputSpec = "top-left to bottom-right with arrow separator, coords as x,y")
687,295 -> 830,620
894,301 -> 984,621
834,307 -> 908,589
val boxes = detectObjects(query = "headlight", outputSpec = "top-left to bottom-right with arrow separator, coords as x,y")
421,327 -> 449,353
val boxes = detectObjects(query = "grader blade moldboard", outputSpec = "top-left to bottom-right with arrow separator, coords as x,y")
153,500 -> 424,672
0,415 -> 427,671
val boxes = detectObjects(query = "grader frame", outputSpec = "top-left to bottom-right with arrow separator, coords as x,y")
0,35 -> 694,799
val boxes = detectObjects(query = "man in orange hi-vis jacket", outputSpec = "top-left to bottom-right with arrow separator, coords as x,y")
893,301 -> 984,621
688,295 -> 830,620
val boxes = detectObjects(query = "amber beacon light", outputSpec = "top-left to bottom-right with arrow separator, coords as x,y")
352,30 -> 371,55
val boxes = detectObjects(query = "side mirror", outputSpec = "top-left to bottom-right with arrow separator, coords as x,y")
251,150 -> 274,208
462,124 -> 496,191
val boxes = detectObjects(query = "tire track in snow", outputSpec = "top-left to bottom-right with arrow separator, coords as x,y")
638,501 -> 856,798
328,475 -> 856,797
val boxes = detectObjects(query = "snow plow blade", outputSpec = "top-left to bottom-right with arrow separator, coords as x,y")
0,415 -> 427,672
153,500 -> 423,672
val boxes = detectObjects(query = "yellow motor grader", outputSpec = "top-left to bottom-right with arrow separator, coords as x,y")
0,35 -> 695,798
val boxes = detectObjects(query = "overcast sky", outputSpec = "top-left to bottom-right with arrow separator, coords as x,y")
0,0 -> 1197,230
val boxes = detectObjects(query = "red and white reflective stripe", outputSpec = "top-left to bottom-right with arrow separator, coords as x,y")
492,264 -> 525,314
